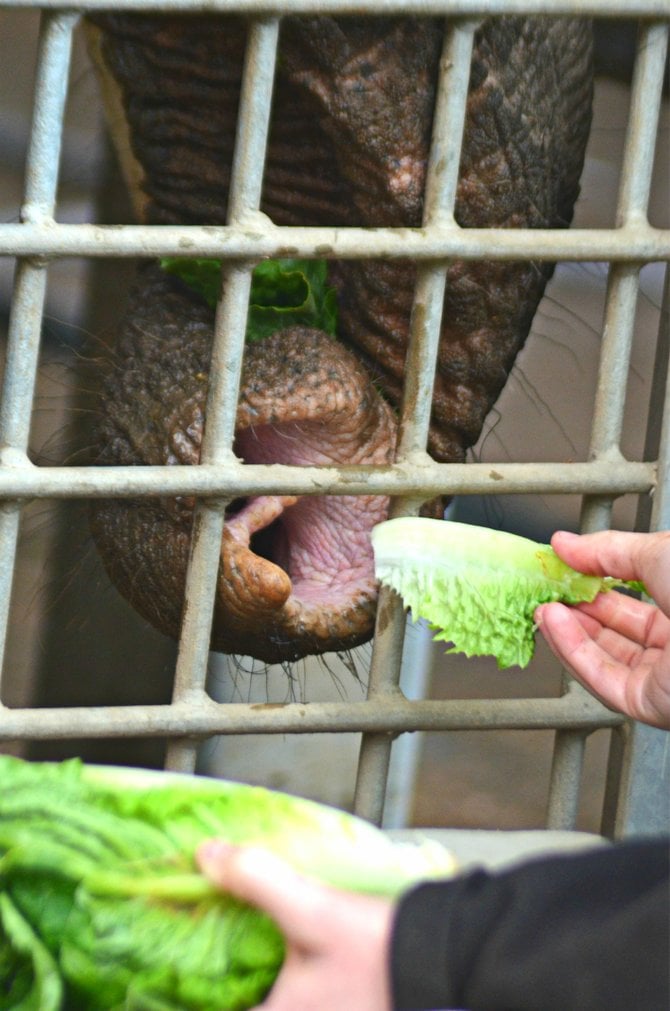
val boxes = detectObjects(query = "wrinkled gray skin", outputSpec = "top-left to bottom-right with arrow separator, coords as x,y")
87,15 -> 593,663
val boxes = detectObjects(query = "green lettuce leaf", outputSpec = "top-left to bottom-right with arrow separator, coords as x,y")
0,893 -> 62,1011
371,518 -> 639,669
0,757 -> 455,1010
160,258 -> 338,343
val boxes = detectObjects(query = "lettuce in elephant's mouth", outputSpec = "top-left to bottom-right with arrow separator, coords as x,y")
161,257 -> 338,343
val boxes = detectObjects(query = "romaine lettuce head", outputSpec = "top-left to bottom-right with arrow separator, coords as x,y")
0,757 -> 455,1010
372,518 -> 638,669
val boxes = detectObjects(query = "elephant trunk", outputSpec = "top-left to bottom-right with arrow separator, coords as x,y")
86,14 -> 593,661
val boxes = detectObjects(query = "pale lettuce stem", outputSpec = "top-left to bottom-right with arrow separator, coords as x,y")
85,871 -> 218,904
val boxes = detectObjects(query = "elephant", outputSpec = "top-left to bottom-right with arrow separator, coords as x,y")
84,14 -> 593,664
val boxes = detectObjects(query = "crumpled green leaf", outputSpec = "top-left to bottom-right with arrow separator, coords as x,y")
160,258 -> 338,343
0,893 -> 62,1011
372,518 -> 644,669
0,757 -> 455,1010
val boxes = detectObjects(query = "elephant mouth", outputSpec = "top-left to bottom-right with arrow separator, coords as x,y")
223,493 -> 373,610
207,329 -> 396,661
215,487 -> 387,662
90,274 -> 397,663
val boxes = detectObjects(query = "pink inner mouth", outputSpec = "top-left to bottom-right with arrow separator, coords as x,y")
215,322 -> 399,656
229,423 -> 388,612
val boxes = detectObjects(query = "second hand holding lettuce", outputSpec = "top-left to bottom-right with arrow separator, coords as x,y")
0,758 -> 456,1011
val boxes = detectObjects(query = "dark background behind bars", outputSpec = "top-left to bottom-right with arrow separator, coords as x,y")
0,10 -> 668,829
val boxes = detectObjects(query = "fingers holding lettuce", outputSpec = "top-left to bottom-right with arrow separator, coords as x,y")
371,518 -> 670,728
196,843 -> 394,1011
535,529 -> 670,729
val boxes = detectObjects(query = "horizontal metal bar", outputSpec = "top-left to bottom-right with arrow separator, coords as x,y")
0,0 -> 667,16
0,459 -> 655,499
0,695 -> 624,740
1,224 -> 668,262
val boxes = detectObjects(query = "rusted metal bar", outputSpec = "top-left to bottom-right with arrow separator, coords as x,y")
1,222 -> 669,261
0,694 -> 625,740
0,459 -> 656,500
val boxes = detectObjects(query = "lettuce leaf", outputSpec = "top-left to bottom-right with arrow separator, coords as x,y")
371,518 -> 639,669
160,258 -> 338,343
0,757 -> 455,1010
0,893 -> 62,1011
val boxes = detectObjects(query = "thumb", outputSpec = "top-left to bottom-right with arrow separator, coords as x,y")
197,841 -> 332,949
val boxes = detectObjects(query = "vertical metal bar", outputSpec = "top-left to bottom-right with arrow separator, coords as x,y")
166,17 -> 280,773
383,620 -> 435,828
396,18 -> 480,459
585,21 -> 668,469
615,22 -> 669,226
1,10 -> 77,446
635,266 -> 669,533
614,723 -> 670,837
0,263 -> 48,459
545,730 -> 587,830
548,22 -> 668,827
600,724 -> 627,839
20,14 -> 78,225
354,20 -> 477,823
602,263 -> 670,835
585,264 -> 642,468
591,25 -> 670,834
614,266 -> 670,837
553,606 -> 606,820
0,11 -> 76,703
648,272 -> 670,536
352,591 -> 407,821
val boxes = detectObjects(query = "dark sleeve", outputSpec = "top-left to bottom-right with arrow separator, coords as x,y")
390,838 -> 669,1011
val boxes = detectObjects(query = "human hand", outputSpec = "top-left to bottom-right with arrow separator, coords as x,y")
535,529 -> 670,729
196,841 -> 394,1011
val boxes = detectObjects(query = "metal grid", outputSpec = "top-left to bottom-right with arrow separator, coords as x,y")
0,2 -> 668,835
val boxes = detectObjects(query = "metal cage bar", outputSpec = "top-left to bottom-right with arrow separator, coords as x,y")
547,18 -> 669,830
614,270 -> 670,836
2,221 -> 668,261
165,15 -> 281,774
0,9 -> 77,698
2,0 -> 669,15
354,18 -> 478,823
0,2 -> 668,837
